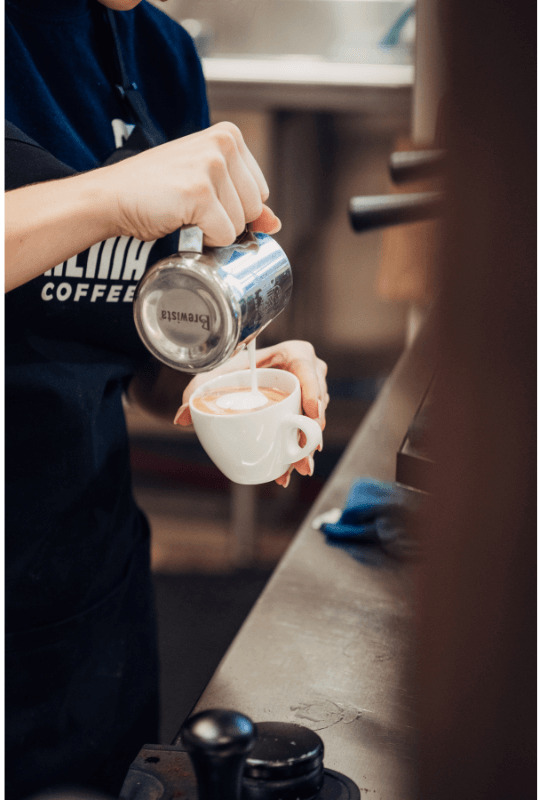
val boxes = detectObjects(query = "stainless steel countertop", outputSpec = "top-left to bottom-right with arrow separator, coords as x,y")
192,321 -> 434,798
204,58 -> 413,112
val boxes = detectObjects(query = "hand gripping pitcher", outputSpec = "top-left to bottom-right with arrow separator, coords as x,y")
133,226 -> 292,373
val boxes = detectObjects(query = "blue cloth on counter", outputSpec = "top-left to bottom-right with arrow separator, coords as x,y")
321,478 -> 423,561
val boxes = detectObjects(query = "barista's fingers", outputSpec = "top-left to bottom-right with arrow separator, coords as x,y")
292,431 -> 316,476
174,403 -> 192,426
212,121 -> 269,200
211,122 -> 267,220
214,172 -> 251,238
294,453 -> 315,477
316,384 -> 328,452
223,153 -> 267,228
275,466 -> 294,488
292,366 -> 318,420
255,342 -> 326,426
241,148 -> 270,203
196,197 -> 238,248
293,357 -> 327,428
228,125 -> 270,202
317,357 -> 329,390
249,205 -> 282,235
316,360 -> 329,428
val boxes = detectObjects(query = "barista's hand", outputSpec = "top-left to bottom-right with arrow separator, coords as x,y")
254,341 -> 328,486
174,341 -> 328,486
103,121 -> 281,246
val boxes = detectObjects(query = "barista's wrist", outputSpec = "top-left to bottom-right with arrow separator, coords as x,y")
74,169 -> 123,242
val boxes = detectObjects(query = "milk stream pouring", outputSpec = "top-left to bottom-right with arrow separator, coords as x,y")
133,226 -> 292,373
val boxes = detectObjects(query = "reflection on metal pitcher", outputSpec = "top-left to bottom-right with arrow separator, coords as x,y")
134,226 -> 292,373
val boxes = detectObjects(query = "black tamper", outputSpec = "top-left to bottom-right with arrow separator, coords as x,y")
181,709 -> 257,800
242,722 -> 360,800
120,710 -> 360,800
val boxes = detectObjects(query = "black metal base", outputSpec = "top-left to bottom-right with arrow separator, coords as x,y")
321,769 -> 361,800
119,747 -> 361,800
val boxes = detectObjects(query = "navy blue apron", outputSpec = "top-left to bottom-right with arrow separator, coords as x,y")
5,10 -> 172,798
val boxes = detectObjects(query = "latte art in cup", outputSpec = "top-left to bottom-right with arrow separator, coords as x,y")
192,386 -> 290,415
189,368 -> 322,484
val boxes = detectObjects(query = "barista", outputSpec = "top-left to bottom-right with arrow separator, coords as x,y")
5,1 -> 328,798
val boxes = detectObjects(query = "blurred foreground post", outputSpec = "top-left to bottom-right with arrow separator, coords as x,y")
416,0 -> 536,798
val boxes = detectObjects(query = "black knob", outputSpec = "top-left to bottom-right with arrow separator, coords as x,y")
389,149 -> 447,183
349,191 -> 443,233
181,709 -> 257,800
242,722 -> 324,800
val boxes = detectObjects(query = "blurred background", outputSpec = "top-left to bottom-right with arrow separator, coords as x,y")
131,0 -> 436,744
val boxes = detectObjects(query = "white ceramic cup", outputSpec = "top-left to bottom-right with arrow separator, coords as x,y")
189,368 -> 323,485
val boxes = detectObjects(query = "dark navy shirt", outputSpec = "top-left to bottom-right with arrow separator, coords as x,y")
5,0 -> 209,631
5,0 -> 209,169
5,2 -> 211,794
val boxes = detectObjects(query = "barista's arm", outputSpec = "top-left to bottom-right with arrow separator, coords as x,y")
5,172 -> 118,292
5,122 -> 280,292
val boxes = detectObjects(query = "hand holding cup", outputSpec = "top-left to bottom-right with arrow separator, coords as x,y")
175,340 -> 328,486
187,368 -> 322,485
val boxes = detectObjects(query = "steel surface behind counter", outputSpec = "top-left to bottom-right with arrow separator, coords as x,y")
187,320 -> 434,798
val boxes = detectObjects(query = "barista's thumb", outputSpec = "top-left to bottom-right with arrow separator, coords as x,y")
250,204 -> 281,235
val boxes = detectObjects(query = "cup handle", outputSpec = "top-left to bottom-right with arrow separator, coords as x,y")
281,415 -> 323,463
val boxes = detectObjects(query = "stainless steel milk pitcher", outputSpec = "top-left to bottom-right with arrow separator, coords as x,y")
133,226 -> 292,373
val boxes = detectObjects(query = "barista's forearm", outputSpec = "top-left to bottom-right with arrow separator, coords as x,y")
5,172 -> 119,292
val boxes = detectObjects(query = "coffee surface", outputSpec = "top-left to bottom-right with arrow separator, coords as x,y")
193,385 -> 289,415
